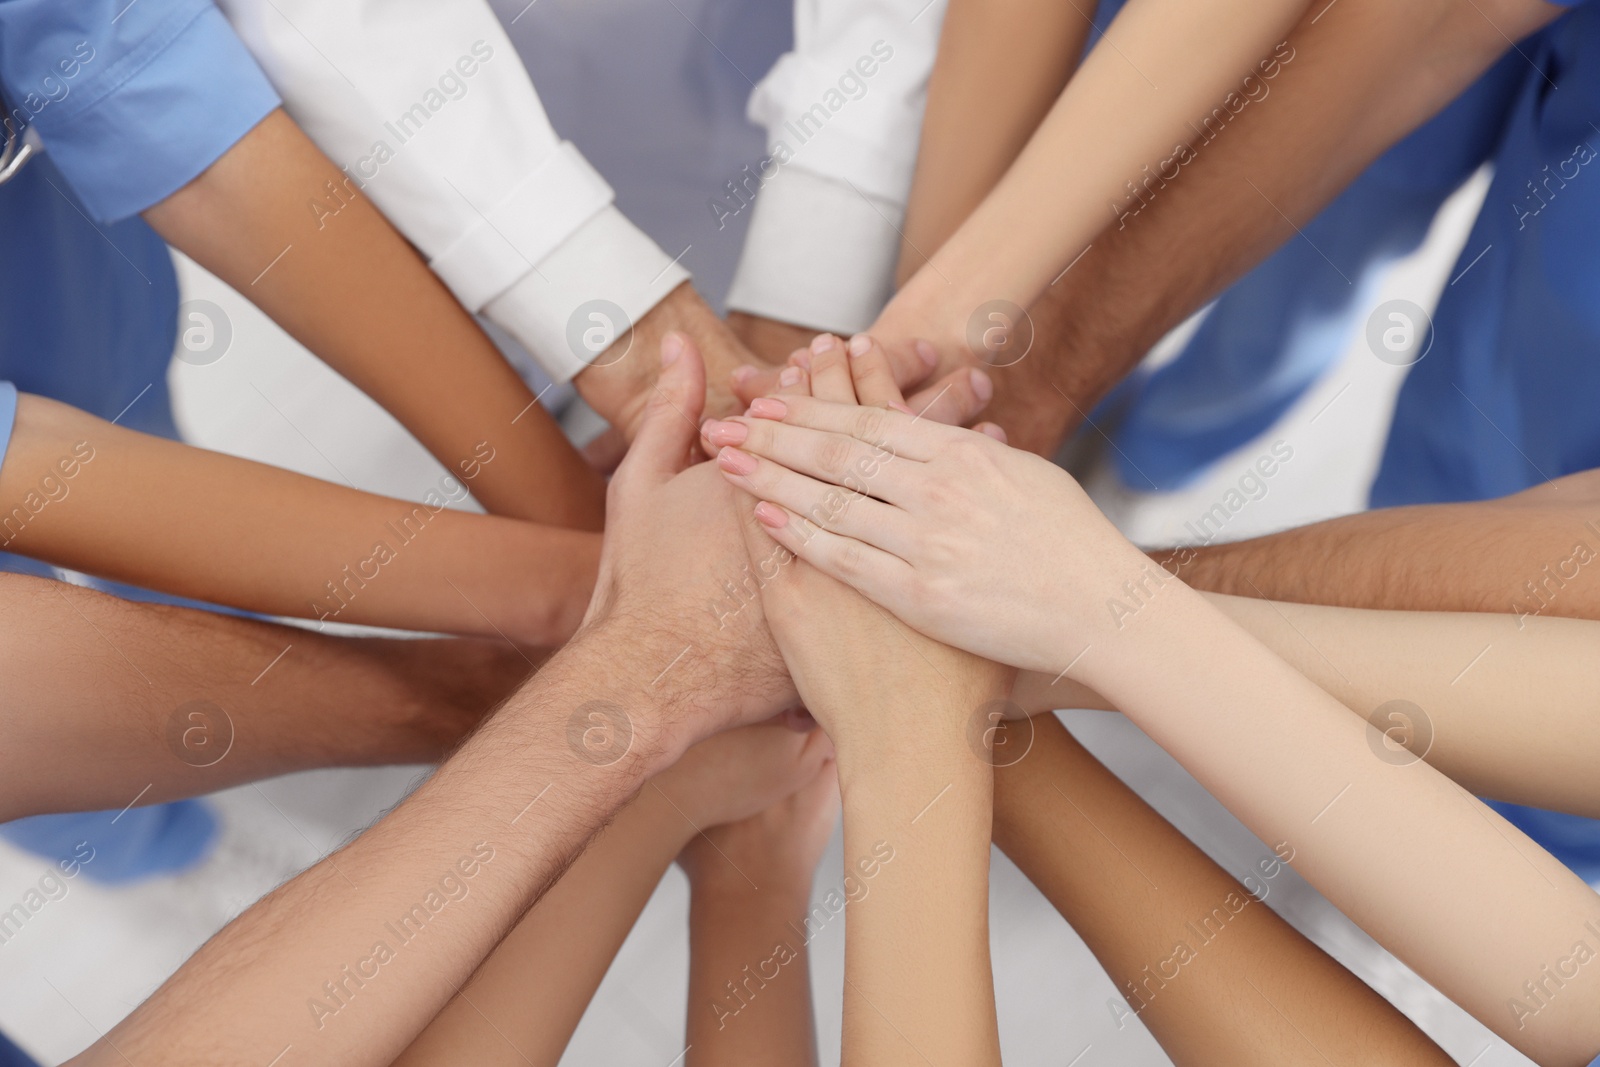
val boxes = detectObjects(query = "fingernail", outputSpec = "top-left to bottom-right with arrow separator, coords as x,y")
703,419 -> 748,446
888,400 -> 914,415
916,340 -> 938,368
717,447 -> 757,475
661,332 -> 683,367
792,349 -> 812,370
810,334 -> 838,354
779,366 -> 803,387
970,368 -> 994,403
731,365 -> 756,383
848,334 -> 873,358
754,501 -> 789,528
748,397 -> 788,419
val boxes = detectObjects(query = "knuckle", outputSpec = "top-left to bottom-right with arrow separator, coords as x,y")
850,406 -> 890,445
815,435 -> 856,478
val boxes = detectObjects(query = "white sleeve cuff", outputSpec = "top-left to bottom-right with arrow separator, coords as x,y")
429,141 -> 615,311
483,206 -> 691,384
724,167 -> 903,335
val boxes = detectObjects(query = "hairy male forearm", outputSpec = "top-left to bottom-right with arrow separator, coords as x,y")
71,641 -> 662,1067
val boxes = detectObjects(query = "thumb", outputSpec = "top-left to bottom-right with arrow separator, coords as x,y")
627,332 -> 707,482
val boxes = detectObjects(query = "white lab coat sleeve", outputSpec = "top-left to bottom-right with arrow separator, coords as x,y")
215,0 -> 688,382
723,0 -> 945,334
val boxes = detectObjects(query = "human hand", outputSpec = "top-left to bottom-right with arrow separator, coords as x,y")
653,716 -> 834,835
574,333 -> 799,758
704,336 -> 1011,766
730,326 -> 996,430
575,283 -> 764,442
676,755 -> 839,894
703,390 -> 1164,685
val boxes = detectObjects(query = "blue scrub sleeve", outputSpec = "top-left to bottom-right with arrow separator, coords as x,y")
0,382 -> 17,477
0,0 -> 281,222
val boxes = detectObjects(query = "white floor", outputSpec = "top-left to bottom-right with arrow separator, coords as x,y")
0,162 -> 1550,1065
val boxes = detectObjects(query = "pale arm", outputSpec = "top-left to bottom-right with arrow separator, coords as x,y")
886,0 -> 1312,348
894,0 -> 1091,286
993,712 -> 1452,1066
1014,588 -> 1600,818
66,638 -> 669,1067
0,391 -> 598,644
683,763 -> 837,1067
890,0 -> 1566,455
393,724 -> 832,1067
141,109 -> 605,528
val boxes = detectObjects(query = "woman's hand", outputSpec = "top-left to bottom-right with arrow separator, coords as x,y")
676,757 -> 839,894
702,386 -> 1161,682
653,716 -> 834,835
704,335 -> 1013,766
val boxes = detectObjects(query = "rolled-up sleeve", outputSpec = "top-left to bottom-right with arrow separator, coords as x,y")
216,0 -> 687,383
0,0 -> 281,223
724,0 -> 945,334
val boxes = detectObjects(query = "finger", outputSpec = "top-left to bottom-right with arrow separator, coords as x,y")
708,415 -> 921,504
876,335 -> 941,395
714,444 -> 918,554
708,363 -> 812,453
804,334 -> 857,403
749,500 -> 915,608
731,363 -> 782,407
905,366 -> 994,427
737,394 -> 952,461
620,332 -> 707,484
774,363 -> 813,399
845,333 -> 908,409
974,421 -> 1009,444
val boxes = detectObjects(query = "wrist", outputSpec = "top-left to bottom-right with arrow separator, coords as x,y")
573,280 -> 700,432
689,866 -> 813,910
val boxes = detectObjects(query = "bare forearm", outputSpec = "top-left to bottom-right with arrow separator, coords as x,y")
686,879 -> 817,1067
837,742 -> 997,1067
895,0 -> 1089,285
578,283 -> 757,434
396,791 -> 692,1067
1166,497 -> 1600,619
0,572 -> 532,821
1028,0 -> 1556,431
1206,594 -> 1600,817
71,642 -> 669,1067
142,109 -> 603,528
1076,588 -> 1600,1063
0,393 -> 597,643
993,714 -> 1450,1065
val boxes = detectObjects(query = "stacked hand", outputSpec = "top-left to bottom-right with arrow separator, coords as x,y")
702,332 -> 1014,769
704,334 -> 1158,684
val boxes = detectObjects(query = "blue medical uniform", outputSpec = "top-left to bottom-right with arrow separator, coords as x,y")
0,0 -> 279,885
1102,0 -> 1600,879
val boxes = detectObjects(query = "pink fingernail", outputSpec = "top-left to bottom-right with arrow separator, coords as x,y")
810,333 -> 838,354
888,400 -> 914,415
970,368 -> 994,403
848,334 -> 873,358
749,398 -> 788,419
754,501 -> 789,528
661,332 -> 683,367
778,367 -> 803,388
703,419 -> 748,446
731,365 -> 756,383
792,349 -> 813,370
915,340 -> 938,368
717,447 -> 757,475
